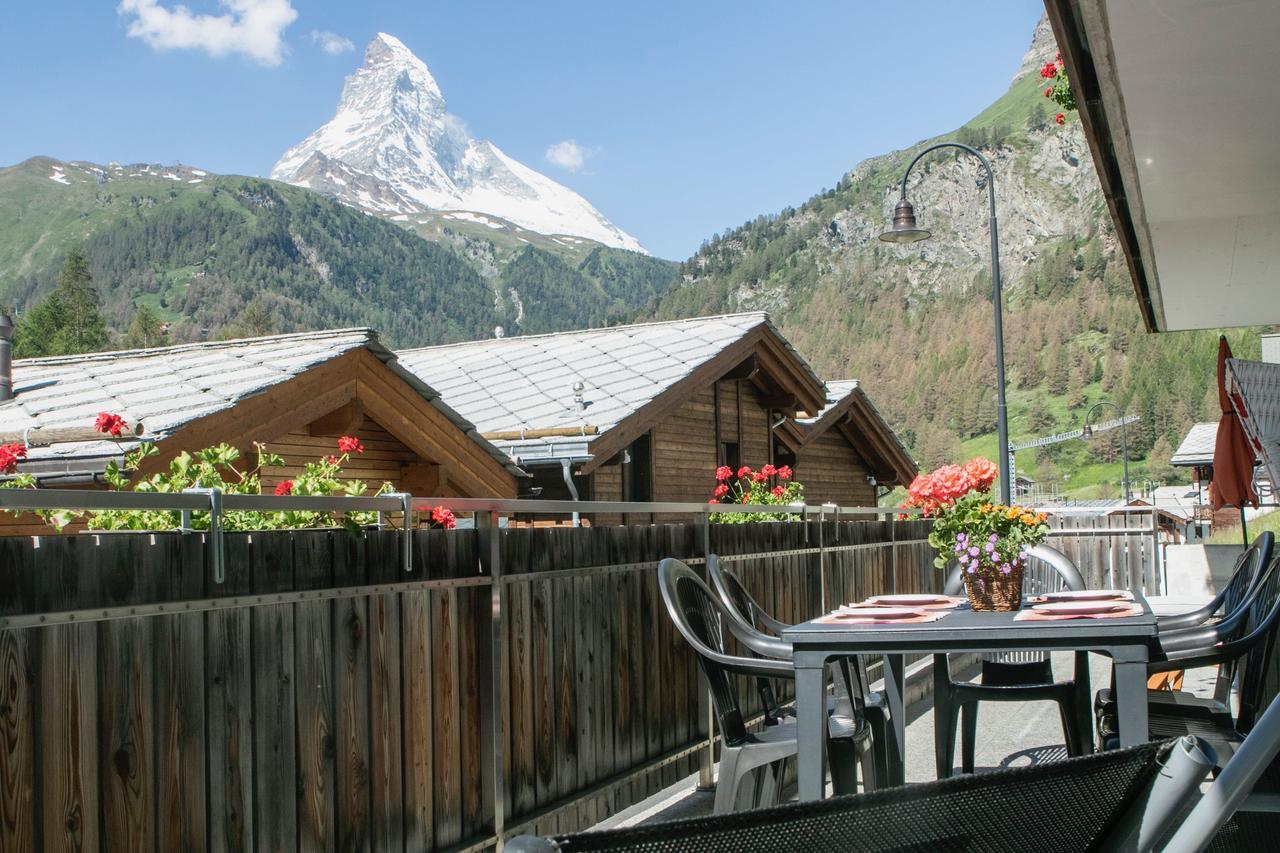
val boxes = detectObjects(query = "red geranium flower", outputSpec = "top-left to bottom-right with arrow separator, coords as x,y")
0,441 -> 27,475
736,466 -> 751,479
771,485 -> 785,498
1044,86 -> 1053,98
274,479 -> 294,496
713,483 -> 729,498
337,435 -> 364,454
777,465 -> 793,480
752,471 -> 768,483
1040,61 -> 1057,79
1055,113 -> 1065,125
761,463 -> 777,477
740,495 -> 749,504
430,505 -> 457,529
327,455 -> 340,465
715,465 -> 732,481
94,412 -> 128,437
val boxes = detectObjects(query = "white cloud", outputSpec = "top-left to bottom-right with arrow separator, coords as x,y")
117,0 -> 299,67
310,30 -> 354,55
545,139 -> 593,173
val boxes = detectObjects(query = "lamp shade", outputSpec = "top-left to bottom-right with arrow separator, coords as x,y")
1081,424 -> 1093,439
879,198 -> 931,243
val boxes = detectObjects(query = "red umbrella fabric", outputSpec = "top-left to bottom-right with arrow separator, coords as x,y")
1211,336 -> 1259,511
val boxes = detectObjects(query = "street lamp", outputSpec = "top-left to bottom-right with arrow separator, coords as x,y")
881,142 -> 1011,503
1082,400 -> 1131,503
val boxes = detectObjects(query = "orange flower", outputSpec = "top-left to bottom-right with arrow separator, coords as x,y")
964,457 -> 998,491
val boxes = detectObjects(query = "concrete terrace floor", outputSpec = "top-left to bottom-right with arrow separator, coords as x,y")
596,651 -> 1219,830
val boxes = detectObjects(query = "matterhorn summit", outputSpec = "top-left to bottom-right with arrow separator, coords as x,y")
272,33 -> 644,252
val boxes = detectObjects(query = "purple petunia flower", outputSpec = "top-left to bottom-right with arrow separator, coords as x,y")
989,533 -> 998,543
969,558 -> 979,571
967,546 -> 980,557
984,542 -> 995,553
1000,563 -> 1012,574
966,564 -> 976,574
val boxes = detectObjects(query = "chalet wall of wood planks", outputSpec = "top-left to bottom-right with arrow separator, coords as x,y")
0,519 -> 935,852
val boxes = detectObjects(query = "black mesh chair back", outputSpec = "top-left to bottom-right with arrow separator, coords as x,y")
1234,555 -> 1280,733
509,742 -> 1171,853
1222,532 -> 1275,623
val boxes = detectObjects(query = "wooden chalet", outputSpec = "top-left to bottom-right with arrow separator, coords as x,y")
398,314 -> 914,521
779,380 -> 918,506
0,329 -> 521,534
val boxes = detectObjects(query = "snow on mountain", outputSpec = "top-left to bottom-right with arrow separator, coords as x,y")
271,33 -> 645,253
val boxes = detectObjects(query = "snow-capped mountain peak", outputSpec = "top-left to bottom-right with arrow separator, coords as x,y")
271,33 -> 644,253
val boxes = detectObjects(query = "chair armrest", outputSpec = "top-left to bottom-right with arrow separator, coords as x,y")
1157,597 -> 1222,632
1156,625 -> 1223,658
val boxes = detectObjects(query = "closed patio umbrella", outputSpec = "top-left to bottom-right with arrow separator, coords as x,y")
1210,337 -> 1258,543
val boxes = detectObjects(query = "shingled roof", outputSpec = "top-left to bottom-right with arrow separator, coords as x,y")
0,328 -> 521,477
396,313 -> 827,469
1171,422 -> 1219,467
789,378 -> 917,486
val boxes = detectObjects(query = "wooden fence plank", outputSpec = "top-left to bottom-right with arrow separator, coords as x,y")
154,534 -> 207,853
36,536 -> 100,853
295,532 -> 337,853
99,535 -> 157,853
334,533 -> 373,853
207,533 -> 253,853
252,532 -> 299,853
367,532 -> 405,852
430,568 -> 462,848
401,586 -> 434,852
0,536 -> 33,853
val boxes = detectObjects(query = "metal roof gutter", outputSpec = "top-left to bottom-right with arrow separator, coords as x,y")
1044,0 -> 1161,332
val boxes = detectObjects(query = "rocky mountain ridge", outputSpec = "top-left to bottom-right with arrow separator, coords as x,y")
271,33 -> 644,253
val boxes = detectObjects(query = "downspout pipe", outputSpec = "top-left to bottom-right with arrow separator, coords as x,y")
0,314 -> 13,402
561,459 -> 580,527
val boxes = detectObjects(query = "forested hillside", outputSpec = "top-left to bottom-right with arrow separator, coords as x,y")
656,20 -> 1269,498
0,158 -> 677,347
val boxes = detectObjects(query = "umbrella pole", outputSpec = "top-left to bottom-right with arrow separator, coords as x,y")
1241,507 -> 1249,547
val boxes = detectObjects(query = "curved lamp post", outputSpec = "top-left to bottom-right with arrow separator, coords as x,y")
880,142 -> 1011,503
1081,400 -> 1131,503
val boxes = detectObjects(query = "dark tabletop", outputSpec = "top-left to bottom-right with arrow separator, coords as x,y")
783,598 -> 1158,654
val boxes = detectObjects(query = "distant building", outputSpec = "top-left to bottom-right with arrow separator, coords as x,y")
1262,333 -> 1280,364
397,313 -> 916,521
0,329 -> 522,534
1170,421 -> 1273,531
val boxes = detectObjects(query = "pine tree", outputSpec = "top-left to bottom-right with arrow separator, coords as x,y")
13,250 -> 110,357
122,303 -> 170,349
52,250 -> 109,354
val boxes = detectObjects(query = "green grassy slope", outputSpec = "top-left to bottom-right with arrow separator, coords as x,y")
0,157 -> 678,345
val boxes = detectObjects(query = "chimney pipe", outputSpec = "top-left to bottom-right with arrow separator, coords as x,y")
0,314 -> 12,402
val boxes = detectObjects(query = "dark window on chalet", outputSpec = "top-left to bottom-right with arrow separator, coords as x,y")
720,440 -> 741,472
624,433 -> 653,501
772,436 -> 797,471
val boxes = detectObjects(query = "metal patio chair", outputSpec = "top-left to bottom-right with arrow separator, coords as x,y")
704,554 -> 897,787
657,559 -> 873,812
1096,552 -> 1280,761
934,543 -> 1093,777
508,736 -> 1219,852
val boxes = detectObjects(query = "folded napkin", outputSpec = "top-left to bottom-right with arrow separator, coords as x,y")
1026,590 -> 1135,604
1013,602 -> 1143,622
815,609 -> 948,626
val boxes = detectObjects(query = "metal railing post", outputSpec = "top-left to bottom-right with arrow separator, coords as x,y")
477,509 -> 506,848
696,510 -> 716,791
817,506 -> 827,613
182,487 -> 224,584
1150,507 -> 1161,596
890,508 -> 898,595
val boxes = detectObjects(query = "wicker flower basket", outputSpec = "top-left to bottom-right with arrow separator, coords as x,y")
962,564 -> 1024,612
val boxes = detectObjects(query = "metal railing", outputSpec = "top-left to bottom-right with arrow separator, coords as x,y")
0,488 -> 926,851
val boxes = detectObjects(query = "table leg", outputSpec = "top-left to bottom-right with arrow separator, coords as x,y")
883,653 -> 907,784
1113,647 -> 1150,747
795,652 -> 829,801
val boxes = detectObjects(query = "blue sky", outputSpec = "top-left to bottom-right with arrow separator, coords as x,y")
0,1 -> 1045,259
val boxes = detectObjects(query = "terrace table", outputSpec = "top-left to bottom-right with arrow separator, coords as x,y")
783,598 -> 1158,800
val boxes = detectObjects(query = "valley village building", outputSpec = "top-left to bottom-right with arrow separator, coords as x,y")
0,328 -> 522,535
396,313 -> 915,521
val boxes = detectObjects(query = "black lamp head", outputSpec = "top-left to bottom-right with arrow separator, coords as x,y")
1081,423 -> 1094,439
879,198 -> 932,244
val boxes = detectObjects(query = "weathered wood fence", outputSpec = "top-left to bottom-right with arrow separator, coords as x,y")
1044,509 -> 1165,594
0,518 -> 934,852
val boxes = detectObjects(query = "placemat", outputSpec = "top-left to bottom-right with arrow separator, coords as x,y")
1013,602 -> 1143,621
